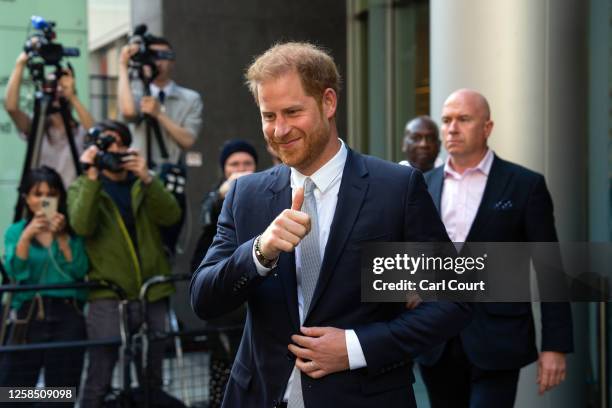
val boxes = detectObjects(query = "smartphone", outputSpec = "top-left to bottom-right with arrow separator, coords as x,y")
41,196 -> 58,220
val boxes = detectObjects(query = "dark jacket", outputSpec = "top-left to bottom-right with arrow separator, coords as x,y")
419,154 -> 574,370
68,175 -> 181,301
190,148 -> 471,408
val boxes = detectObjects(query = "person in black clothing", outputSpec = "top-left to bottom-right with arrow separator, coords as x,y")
191,140 -> 258,271
191,139 -> 257,407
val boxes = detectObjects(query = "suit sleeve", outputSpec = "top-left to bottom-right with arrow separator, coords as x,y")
527,175 -> 574,353
189,178 -> 267,319
355,170 -> 472,375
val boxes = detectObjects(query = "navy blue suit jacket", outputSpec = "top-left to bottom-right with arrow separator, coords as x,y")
420,155 -> 573,370
190,149 -> 471,408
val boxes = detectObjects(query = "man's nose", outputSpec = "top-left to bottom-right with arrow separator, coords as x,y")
274,117 -> 290,138
415,136 -> 428,146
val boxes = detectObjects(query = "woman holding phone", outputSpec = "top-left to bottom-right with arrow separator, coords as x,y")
0,166 -> 88,397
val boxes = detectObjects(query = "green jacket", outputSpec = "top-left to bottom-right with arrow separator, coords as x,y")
67,175 -> 181,301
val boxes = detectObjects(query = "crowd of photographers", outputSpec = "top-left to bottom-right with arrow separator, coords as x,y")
0,23 -> 237,407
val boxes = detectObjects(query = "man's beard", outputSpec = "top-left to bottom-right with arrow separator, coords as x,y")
268,122 -> 329,171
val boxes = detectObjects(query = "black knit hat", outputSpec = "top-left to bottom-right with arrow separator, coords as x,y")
219,139 -> 258,170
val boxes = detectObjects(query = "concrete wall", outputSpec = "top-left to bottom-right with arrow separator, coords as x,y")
430,0 -> 589,406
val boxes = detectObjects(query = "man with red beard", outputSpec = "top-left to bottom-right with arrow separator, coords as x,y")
190,42 -> 471,408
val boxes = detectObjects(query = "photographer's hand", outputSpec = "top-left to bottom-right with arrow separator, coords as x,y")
16,52 -> 28,68
119,44 -> 139,68
16,212 -> 49,260
59,70 -> 76,99
59,69 -> 95,129
23,212 -> 49,239
140,96 -> 161,118
219,171 -> 254,198
123,149 -> 152,185
49,213 -> 67,235
80,146 -> 100,181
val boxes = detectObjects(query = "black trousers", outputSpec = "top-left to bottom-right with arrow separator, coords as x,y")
419,337 -> 520,408
0,297 -> 86,408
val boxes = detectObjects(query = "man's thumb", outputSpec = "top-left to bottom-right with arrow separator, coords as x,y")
292,187 -> 304,211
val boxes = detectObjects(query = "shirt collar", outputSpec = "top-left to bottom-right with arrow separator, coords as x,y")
444,148 -> 494,178
290,138 -> 347,194
149,81 -> 176,99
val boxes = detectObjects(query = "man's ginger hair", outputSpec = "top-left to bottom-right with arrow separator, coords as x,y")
245,42 -> 341,105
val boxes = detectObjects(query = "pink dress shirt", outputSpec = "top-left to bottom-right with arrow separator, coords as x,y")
441,149 -> 494,243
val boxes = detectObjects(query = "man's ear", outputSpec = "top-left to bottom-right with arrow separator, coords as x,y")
484,120 -> 494,138
322,88 -> 337,119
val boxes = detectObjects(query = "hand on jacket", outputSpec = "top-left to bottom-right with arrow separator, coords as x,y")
288,326 -> 350,379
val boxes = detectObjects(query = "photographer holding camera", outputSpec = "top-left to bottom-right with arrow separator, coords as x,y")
118,34 -> 202,168
4,51 -> 95,188
67,120 -> 180,408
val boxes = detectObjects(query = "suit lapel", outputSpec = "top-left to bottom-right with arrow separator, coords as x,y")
466,155 -> 514,241
268,166 -> 300,330
305,149 -> 369,322
427,167 -> 444,213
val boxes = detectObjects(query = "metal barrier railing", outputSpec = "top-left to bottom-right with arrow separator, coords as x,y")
137,274 -> 243,408
0,276 -> 245,407
0,280 -> 132,404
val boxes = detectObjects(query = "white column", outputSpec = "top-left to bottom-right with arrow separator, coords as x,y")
430,0 -> 588,406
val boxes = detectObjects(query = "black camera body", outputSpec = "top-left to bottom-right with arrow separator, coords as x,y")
128,24 -> 175,82
85,128 -> 132,173
23,16 -> 80,105
24,16 -> 80,66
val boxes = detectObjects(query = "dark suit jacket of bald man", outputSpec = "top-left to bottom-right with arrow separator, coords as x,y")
419,154 -> 573,370
190,148 -> 471,408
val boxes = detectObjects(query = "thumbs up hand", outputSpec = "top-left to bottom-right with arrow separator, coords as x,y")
259,187 -> 311,260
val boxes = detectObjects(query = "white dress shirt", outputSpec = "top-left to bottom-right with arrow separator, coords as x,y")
441,149 -> 494,245
251,139 -> 367,400
398,157 -> 444,168
149,81 -> 174,102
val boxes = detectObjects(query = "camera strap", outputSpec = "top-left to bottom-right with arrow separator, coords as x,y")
142,82 -> 170,168
147,116 -> 169,160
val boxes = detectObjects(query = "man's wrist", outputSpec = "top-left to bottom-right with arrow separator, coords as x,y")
85,166 -> 99,181
141,170 -> 154,185
254,235 -> 277,268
